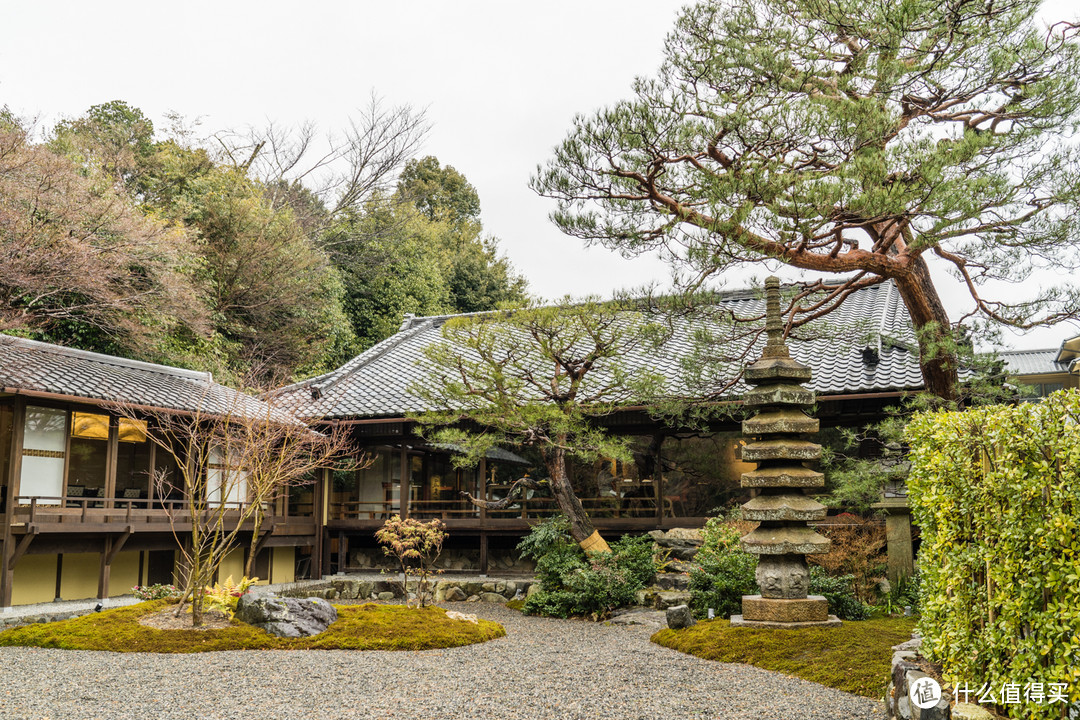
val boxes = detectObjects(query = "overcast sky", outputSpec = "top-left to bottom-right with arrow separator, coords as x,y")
3,0 -> 1078,350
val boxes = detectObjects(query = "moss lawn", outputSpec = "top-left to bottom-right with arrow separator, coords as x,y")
652,616 -> 917,698
0,600 -> 506,653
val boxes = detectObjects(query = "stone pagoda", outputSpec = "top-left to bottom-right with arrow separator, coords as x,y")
729,276 -> 840,629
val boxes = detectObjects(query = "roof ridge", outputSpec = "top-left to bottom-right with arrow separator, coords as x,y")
0,335 -> 213,382
296,318 -> 439,397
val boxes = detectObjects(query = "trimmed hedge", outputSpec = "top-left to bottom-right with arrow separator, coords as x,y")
906,389 -> 1080,717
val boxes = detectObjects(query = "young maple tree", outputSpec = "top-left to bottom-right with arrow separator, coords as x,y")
375,515 -> 447,608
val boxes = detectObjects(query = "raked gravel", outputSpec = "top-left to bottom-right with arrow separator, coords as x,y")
0,601 -> 883,720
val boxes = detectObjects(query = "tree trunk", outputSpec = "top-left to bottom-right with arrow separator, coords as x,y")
893,255 -> 961,404
244,511 -> 263,579
545,443 -> 611,553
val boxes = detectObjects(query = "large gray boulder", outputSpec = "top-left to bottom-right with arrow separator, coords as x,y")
235,593 -> 338,638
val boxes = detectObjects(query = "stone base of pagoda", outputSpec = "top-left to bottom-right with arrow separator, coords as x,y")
737,594 -> 839,625
729,614 -> 842,629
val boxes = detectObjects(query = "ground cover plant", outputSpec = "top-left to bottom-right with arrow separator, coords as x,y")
0,600 -> 505,652
652,617 -> 917,698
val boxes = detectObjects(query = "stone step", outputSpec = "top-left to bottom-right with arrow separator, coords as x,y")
654,573 -> 690,591
637,589 -> 693,610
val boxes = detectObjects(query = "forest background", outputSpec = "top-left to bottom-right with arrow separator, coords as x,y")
0,99 -> 527,387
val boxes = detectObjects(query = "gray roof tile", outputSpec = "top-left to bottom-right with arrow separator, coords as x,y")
276,280 -> 927,420
0,335 -> 286,420
999,348 -> 1070,376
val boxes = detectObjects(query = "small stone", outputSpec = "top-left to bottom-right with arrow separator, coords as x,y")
665,605 -> 696,630
377,592 -> 395,601
951,703 -> 995,720
465,594 -> 480,602
893,636 -> 922,652
479,592 -> 507,603
445,586 -> 468,602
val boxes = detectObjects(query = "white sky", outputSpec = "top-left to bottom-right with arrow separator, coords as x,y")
3,0 -> 1078,351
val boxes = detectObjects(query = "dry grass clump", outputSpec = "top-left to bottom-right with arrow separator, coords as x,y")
809,514 -> 887,603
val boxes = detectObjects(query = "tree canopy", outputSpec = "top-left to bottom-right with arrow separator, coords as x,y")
0,120 -> 204,357
330,156 -> 528,349
1,101 -> 529,383
534,0 -> 1080,402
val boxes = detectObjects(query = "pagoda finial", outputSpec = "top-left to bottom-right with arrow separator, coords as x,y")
763,276 -> 789,357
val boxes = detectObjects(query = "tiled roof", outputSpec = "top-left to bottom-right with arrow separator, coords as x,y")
999,348 -> 1070,376
276,280 -> 928,420
0,335 -> 286,420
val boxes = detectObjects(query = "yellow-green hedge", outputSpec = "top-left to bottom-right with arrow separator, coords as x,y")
906,389 -> 1080,718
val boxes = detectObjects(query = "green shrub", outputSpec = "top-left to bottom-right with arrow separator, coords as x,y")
518,519 -> 658,618
809,567 -> 870,621
688,517 -> 871,621
688,544 -> 757,619
131,583 -> 179,601
906,389 -> 1080,717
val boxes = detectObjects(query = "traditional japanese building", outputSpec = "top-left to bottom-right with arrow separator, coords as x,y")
272,279 -> 928,575
8,280 -> 1060,608
0,337 -> 312,609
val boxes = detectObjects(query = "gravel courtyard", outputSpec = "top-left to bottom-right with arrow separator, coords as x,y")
0,602 -> 883,720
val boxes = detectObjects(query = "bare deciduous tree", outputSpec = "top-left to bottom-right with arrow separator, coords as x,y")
212,92 -> 430,234
111,392 -> 354,626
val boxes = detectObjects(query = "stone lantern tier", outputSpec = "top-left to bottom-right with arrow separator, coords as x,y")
730,276 -> 841,629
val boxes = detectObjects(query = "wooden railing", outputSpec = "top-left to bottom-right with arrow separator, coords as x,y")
327,495 -> 664,521
10,495 -> 313,527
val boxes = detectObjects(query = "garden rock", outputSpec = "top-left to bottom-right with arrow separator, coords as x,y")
652,590 -> 693,610
235,594 -> 337,638
377,591 -> 395,601
479,592 -> 507,603
608,609 -> 667,630
666,604 -> 696,629
648,528 -> 703,560
444,586 -> 468,601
